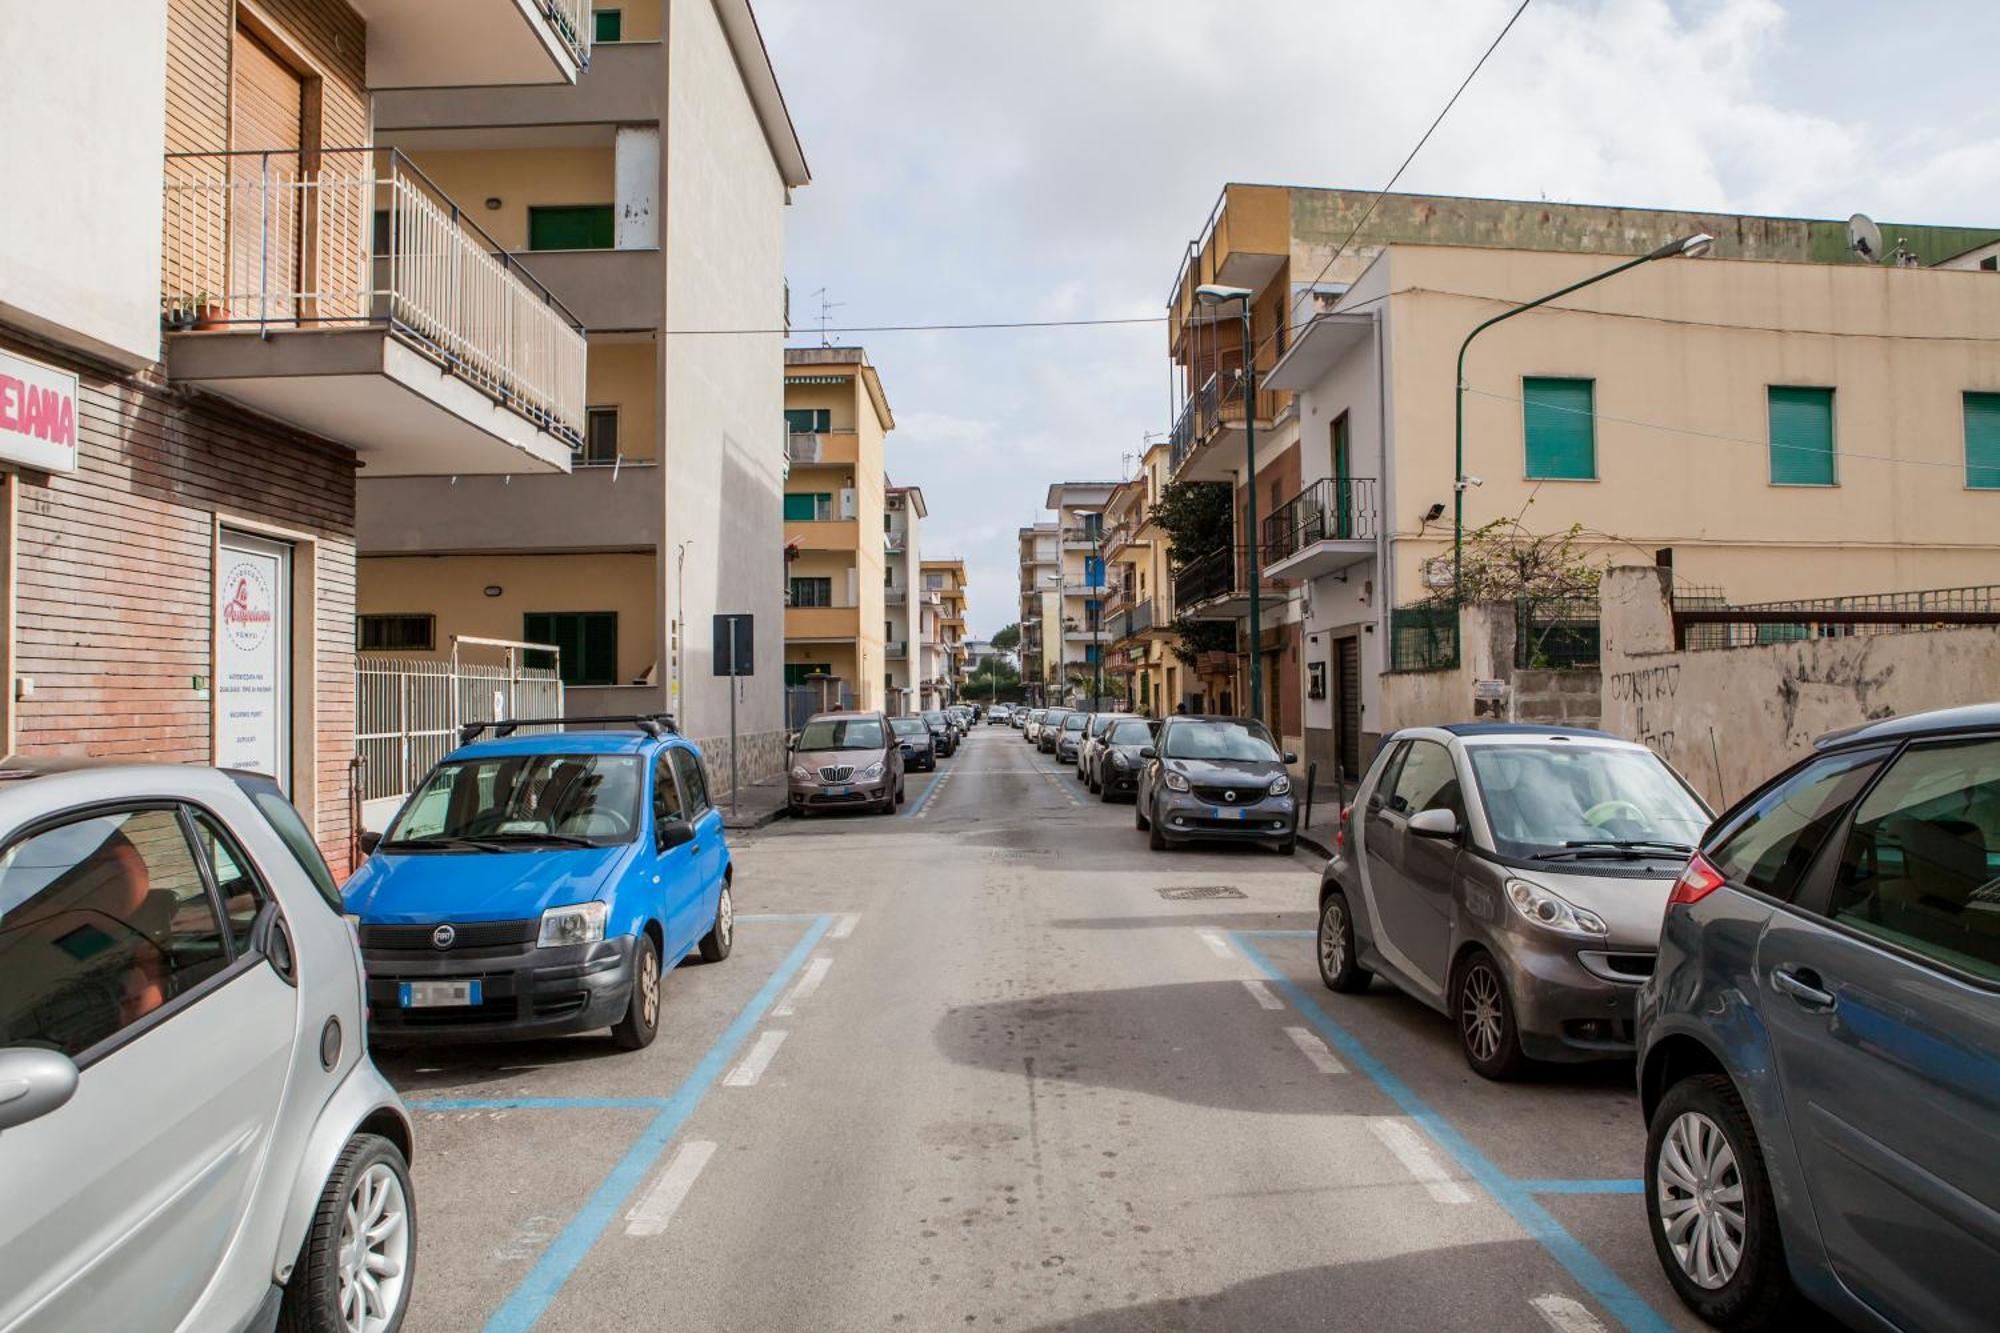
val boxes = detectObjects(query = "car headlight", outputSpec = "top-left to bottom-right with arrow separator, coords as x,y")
1504,878 -> 1607,938
1163,770 -> 1191,792
1111,752 -> 1131,770
858,761 -> 885,780
538,900 -> 608,948
1269,775 -> 1292,796
791,765 -> 812,780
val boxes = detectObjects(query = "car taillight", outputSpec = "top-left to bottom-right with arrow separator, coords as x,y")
1668,852 -> 1727,908
1335,805 -> 1351,853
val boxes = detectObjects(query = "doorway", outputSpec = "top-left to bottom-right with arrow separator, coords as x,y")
1334,636 -> 1361,783
230,24 -> 306,320
217,531 -> 293,789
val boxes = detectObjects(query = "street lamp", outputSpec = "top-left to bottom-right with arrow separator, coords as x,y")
1452,233 -> 1714,596
1194,282 -> 1263,722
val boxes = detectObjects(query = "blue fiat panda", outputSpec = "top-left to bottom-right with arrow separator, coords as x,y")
343,716 -> 733,1050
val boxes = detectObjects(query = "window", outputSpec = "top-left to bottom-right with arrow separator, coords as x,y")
357,614 -> 435,652
1389,740 -> 1461,818
522,611 -> 618,686
1827,738 -> 2000,981
1966,393 -> 2000,490
230,771 -> 340,911
0,808 -> 234,1058
670,748 -> 711,815
1085,556 -> 1105,585
1081,513 -> 1102,536
784,662 -> 831,685
388,753 -> 643,845
1522,377 -> 1596,480
790,577 -> 833,608
190,812 -> 268,955
1769,386 -> 1836,486
1084,645 -> 1102,665
1708,749 -> 1887,901
652,751 -> 685,827
592,7 -> 622,42
784,492 -> 832,521
784,408 -> 832,434
527,204 -> 614,251
577,407 -> 618,466
925,573 -> 945,590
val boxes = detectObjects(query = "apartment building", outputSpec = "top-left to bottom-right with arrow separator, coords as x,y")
1041,482 -> 1119,704
1016,522 -> 1059,701
1165,184 -> 2000,783
921,559 -> 970,701
352,0 -> 808,791
883,484 -> 927,714
781,346 -> 892,712
1099,455 -> 1183,715
0,0 -> 597,874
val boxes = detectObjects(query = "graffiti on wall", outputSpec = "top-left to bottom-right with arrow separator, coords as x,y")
1606,663 -> 1680,757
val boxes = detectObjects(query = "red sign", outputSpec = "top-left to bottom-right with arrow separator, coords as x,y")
0,349 -> 79,474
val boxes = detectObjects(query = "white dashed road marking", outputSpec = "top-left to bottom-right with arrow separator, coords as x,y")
1196,929 -> 1234,960
1368,1117 -> 1471,1204
722,1030 -> 788,1087
1284,1025 -> 1347,1074
831,913 -> 860,939
773,956 -> 832,1016
1241,979 -> 1285,1010
623,1140 -> 717,1237
1530,1293 -> 1609,1333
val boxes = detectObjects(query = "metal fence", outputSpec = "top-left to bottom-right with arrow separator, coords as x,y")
785,679 -> 854,731
356,654 -> 564,803
1389,601 -> 1460,673
1515,596 -> 1601,669
1670,582 -> 2000,651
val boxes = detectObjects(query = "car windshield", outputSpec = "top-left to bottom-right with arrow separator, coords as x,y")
1467,743 -> 1710,860
1109,720 -> 1155,745
890,718 -> 928,737
1062,715 -> 1088,732
387,753 -> 643,848
1164,719 -> 1280,762
923,712 -> 947,726
799,718 -> 885,751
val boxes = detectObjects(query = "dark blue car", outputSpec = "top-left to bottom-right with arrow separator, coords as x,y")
345,717 -> 734,1051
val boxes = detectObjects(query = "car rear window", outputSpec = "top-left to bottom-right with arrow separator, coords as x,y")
1707,748 -> 1888,901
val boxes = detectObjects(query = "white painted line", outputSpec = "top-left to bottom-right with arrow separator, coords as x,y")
1368,1117 -> 1471,1204
722,1030 -> 788,1087
831,913 -> 860,939
1530,1293 -> 1608,1333
623,1140 -> 717,1237
772,956 -> 832,1016
1196,929 -> 1234,960
1241,979 -> 1285,1011
1284,1025 -> 1347,1074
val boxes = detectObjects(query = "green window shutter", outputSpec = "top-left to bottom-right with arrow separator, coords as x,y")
527,205 -> 614,251
1522,378 -> 1596,480
1967,392 -> 2000,489
593,8 -> 622,42
1769,386 -> 1836,485
783,492 -> 820,521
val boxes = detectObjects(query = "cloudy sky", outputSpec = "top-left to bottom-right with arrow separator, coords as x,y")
756,0 -> 2000,636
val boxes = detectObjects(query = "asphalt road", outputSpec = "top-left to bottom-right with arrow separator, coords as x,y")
376,726 -> 1699,1333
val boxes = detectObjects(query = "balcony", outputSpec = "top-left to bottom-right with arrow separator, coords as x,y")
356,462 -> 660,555
162,147 -> 583,476
784,518 -> 860,552
1107,599 -> 1156,641
1062,581 -> 1108,599
1168,369 -> 1284,482
784,605 -> 861,641
1263,477 -> 1379,580
787,431 -> 860,468
1171,546 -> 1281,622
885,586 -> 908,606
886,640 -> 908,659
355,0 -> 591,90
1061,525 -> 1104,550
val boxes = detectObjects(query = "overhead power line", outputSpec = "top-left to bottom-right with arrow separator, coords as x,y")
667,315 -> 1166,336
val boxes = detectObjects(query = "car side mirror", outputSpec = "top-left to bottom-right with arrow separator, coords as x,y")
1282,751 -> 1298,765
657,817 -> 696,851
358,829 -> 382,856
0,1048 -> 78,1132
1408,807 -> 1461,840
1139,746 -> 1158,760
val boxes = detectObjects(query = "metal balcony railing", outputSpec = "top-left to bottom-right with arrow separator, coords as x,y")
162,146 -> 587,445
886,640 -> 908,659
1167,368 -> 1284,477
1263,477 -> 1379,564
540,0 -> 594,68
1173,546 -> 1236,608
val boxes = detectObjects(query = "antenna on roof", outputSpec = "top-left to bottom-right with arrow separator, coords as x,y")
1847,213 -> 1885,264
811,287 -> 845,347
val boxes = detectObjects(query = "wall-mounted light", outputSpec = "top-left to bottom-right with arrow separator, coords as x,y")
484,586 -> 503,598
1423,502 -> 1446,523
484,197 -> 502,211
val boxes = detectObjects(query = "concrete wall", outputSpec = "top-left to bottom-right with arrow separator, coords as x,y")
0,0 -> 168,367
1599,566 -> 2000,807
662,0 -> 790,785
408,145 -> 620,253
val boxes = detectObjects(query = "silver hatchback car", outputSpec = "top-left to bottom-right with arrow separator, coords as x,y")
0,762 -> 415,1333
1318,724 -> 1711,1078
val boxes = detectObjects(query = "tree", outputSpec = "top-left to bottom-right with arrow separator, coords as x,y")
1168,617 -> 1236,666
967,655 -> 1023,703
1149,479 -> 1237,665
1451,518 -> 1604,605
989,622 -> 1021,652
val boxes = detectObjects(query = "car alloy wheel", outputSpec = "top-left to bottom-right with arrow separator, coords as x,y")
337,1162 -> 410,1333
1657,1110 -> 1746,1290
1320,900 -> 1346,977
639,950 -> 661,1028
1460,962 -> 1505,1064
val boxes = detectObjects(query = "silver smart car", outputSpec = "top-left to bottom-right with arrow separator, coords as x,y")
1318,723 -> 1712,1078
0,761 -> 415,1333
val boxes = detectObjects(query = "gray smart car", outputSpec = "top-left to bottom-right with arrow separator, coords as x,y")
787,711 -> 905,815
1317,723 -> 1712,1078
1637,704 -> 2000,1331
1136,715 -> 1300,855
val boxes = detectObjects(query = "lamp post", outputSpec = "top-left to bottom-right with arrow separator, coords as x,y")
1452,233 -> 1714,596
1194,283 -> 1262,722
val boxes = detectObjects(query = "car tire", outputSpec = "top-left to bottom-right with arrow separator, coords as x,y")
1099,777 -> 1116,803
1452,949 -> 1528,1080
1135,794 -> 1150,830
1316,890 -> 1370,993
278,1133 -> 416,1333
1275,836 -> 1297,857
611,933 -> 663,1051
698,882 -> 734,963
1645,1074 -> 1798,1330
1148,804 -> 1171,851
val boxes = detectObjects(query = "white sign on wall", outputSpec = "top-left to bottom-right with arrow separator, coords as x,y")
0,348 -> 80,474
217,532 -> 292,788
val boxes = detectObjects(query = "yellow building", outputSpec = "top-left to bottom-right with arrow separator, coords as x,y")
1101,447 -> 1183,715
784,347 -> 893,710
1016,523 -> 1060,702
922,559 -> 971,700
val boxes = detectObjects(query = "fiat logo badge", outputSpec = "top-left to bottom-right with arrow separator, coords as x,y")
432,923 -> 457,950
1224,790 -> 1237,802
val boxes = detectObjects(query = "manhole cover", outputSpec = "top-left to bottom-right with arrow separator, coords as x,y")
1156,885 -> 1246,901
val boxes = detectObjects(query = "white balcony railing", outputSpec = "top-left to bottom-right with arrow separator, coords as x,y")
162,147 -> 587,446
540,0 -> 594,68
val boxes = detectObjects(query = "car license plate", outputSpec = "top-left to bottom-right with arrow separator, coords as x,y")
1210,806 -> 1247,821
824,784 -> 850,796
400,979 -> 482,1008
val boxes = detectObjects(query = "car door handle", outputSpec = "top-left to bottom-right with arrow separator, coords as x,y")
1772,965 -> 1837,1012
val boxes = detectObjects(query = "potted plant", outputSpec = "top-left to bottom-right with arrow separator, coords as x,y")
165,292 -> 226,331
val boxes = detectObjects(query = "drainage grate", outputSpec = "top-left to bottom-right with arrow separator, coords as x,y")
1156,885 -> 1246,901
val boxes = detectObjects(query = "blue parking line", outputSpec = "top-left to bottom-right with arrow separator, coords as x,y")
1523,1179 -> 1646,1195
903,767 -> 947,818
734,913 -> 822,922
409,1096 -> 666,1111
1235,929 -> 1316,938
483,914 -> 834,1333
1229,932 -> 1671,1333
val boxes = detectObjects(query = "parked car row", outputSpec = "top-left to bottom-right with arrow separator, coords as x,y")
1314,707 -> 2000,1332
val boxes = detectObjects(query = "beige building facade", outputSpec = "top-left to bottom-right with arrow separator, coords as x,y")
883,485 -> 927,713
922,559 -> 971,700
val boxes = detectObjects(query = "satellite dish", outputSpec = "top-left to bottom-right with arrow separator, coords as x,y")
1848,213 -> 1885,264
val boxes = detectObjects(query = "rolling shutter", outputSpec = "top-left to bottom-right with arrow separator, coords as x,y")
1522,378 -> 1596,480
1966,392 -> 2000,490
1769,387 -> 1836,485
229,28 -> 304,319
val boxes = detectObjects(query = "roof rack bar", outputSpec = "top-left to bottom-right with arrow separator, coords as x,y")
456,714 -> 679,747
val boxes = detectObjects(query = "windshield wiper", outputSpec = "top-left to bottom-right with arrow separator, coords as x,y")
1563,839 -> 1695,853
477,831 -> 599,849
1532,839 -> 1694,862
380,835 -> 509,853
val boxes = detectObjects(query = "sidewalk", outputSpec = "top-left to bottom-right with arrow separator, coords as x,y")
1294,777 -> 1352,861
719,777 -> 789,830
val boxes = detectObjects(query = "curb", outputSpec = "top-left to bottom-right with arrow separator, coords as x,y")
1297,832 -> 1335,862
722,804 -> 788,832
